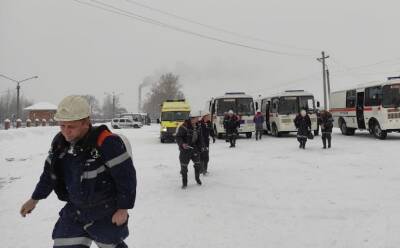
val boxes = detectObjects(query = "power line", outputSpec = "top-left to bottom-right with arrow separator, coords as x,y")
72,0 -> 314,58
124,0 -> 319,53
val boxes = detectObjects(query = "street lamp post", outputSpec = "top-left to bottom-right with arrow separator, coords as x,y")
0,74 -> 39,119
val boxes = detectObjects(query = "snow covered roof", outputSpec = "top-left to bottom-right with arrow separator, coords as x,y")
24,102 -> 57,111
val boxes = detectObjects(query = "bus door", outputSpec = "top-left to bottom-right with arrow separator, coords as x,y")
356,92 -> 366,129
265,100 -> 271,131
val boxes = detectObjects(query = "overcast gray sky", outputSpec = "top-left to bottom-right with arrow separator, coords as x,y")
1,0 -> 400,112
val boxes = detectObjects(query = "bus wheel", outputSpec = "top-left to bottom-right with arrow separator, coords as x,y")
272,124 -> 281,137
246,132 -> 252,138
160,137 -> 165,143
373,122 -> 387,140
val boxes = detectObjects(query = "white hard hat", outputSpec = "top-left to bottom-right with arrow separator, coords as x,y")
228,110 -> 234,114
54,95 -> 90,121
202,111 -> 210,117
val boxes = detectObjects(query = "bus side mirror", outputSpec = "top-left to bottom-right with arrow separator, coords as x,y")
255,102 -> 259,109
317,101 -> 320,108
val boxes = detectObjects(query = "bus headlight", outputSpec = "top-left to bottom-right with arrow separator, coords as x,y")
161,127 -> 167,132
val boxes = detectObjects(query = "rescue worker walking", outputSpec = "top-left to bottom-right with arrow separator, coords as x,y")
199,112 -> 215,175
294,109 -> 312,149
319,110 -> 333,149
20,95 -> 137,248
176,111 -> 204,188
253,110 -> 264,140
223,110 -> 240,148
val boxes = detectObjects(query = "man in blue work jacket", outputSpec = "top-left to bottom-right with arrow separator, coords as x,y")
20,95 -> 137,248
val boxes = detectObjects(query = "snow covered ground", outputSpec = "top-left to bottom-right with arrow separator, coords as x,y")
1,125 -> 400,248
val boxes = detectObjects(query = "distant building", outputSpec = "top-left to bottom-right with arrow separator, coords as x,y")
24,102 -> 57,121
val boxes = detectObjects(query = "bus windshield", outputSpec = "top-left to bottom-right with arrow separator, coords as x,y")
299,96 -> 315,113
161,111 -> 189,121
383,84 -> 400,108
278,96 -> 298,115
216,98 -> 254,116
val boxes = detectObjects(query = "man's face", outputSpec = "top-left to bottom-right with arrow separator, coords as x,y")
190,117 -> 198,126
59,119 -> 90,142
203,114 -> 210,122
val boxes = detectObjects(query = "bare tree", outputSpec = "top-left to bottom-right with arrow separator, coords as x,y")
82,95 -> 102,119
142,73 -> 185,118
0,89 -> 32,122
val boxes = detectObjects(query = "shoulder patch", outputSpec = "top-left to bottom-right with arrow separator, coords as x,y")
97,129 -> 113,147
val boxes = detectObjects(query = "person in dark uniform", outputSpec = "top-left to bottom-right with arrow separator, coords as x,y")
20,95 -> 137,248
319,110 -> 334,149
223,110 -> 240,148
175,111 -> 204,188
294,109 -> 312,149
199,111 -> 215,175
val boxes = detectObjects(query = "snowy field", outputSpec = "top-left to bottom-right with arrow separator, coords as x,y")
1,125 -> 400,248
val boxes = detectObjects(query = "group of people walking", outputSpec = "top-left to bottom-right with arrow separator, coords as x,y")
175,111 -> 215,189
18,95 -> 336,247
294,109 -> 333,149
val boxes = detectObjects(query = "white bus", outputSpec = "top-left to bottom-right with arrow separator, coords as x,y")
256,90 -> 319,137
208,92 -> 256,139
330,76 -> 400,139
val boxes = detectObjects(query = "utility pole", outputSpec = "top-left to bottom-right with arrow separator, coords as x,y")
317,51 -> 330,110
326,68 -> 331,110
0,74 -> 38,119
112,92 -> 116,118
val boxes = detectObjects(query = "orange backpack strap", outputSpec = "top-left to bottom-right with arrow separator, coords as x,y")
97,129 -> 113,147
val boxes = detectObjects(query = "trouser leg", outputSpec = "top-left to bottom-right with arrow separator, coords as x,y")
52,207 -> 92,248
303,138 -> 307,148
200,150 -> 209,174
179,152 -> 190,188
192,153 -> 202,185
327,133 -> 332,148
322,133 -> 327,148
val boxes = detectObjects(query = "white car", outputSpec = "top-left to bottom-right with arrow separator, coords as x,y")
111,117 -> 143,129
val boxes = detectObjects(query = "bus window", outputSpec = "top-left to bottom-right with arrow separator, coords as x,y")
365,86 -> 382,106
216,99 -> 236,115
299,96 -> 315,112
236,98 -> 254,116
382,84 -> 400,108
271,98 -> 279,113
279,96 -> 298,115
346,90 -> 356,108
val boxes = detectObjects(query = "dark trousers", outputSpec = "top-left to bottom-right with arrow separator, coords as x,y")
179,150 -> 201,186
200,148 -> 209,173
52,205 -> 129,248
255,129 -> 262,140
226,131 -> 237,147
297,136 -> 307,148
322,132 -> 332,148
